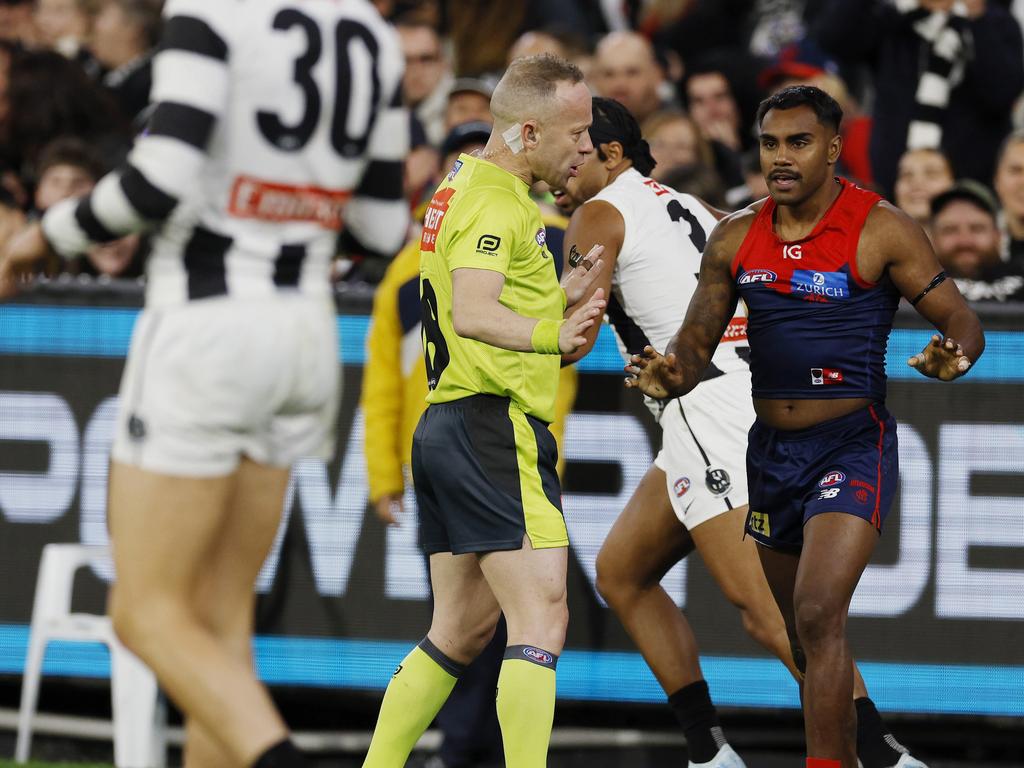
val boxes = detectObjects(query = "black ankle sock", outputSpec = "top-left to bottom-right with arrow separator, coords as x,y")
252,739 -> 308,768
668,680 -> 726,763
855,697 -> 907,768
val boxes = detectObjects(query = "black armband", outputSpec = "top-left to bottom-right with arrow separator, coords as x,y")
910,271 -> 947,306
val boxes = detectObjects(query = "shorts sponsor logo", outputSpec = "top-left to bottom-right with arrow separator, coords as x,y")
818,487 -> 841,500
811,367 -> 843,385
523,647 -> 553,665
819,471 -> 846,487
535,228 -> 546,247
674,477 -> 691,497
737,269 -> 777,285
792,270 -> 849,299
476,234 -> 501,254
705,468 -> 731,496
228,175 -> 352,230
749,510 -> 770,536
127,414 -> 146,441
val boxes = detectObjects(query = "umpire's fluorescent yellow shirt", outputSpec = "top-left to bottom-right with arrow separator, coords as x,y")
419,153 -> 565,423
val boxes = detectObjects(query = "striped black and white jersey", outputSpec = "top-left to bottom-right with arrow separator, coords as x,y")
588,168 -> 750,380
42,0 -> 409,308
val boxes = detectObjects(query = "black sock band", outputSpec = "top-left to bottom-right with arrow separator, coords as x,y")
251,739 -> 307,768
855,697 -> 908,768
418,636 -> 467,678
504,644 -> 558,669
668,680 -> 726,763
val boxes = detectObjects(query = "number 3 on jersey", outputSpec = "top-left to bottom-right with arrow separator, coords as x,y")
257,9 -> 380,157
420,279 -> 450,390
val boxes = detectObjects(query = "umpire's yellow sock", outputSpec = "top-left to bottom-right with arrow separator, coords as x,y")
362,638 -> 464,767
496,645 -> 559,768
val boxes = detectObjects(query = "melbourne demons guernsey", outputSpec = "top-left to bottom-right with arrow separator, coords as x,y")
42,0 -> 408,308
732,178 -> 900,400
419,154 -> 564,423
587,170 -> 749,405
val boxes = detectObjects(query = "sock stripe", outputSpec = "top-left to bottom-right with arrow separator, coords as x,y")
503,644 -> 558,669
417,637 -> 466,678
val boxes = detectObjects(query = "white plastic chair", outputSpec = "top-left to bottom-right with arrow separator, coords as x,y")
16,543 -> 166,768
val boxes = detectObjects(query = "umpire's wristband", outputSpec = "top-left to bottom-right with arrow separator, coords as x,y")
531,319 -> 564,354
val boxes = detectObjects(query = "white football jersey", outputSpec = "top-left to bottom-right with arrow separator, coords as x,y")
588,168 -> 749,380
44,0 -> 409,308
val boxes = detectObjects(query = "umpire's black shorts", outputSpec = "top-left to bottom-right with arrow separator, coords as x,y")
411,394 -> 568,555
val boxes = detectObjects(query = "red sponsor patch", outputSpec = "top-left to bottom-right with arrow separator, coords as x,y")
228,175 -> 351,230
720,316 -> 748,343
420,188 -> 456,253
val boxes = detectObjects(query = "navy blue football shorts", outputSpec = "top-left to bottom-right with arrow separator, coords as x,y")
412,394 -> 568,555
745,402 -> 898,551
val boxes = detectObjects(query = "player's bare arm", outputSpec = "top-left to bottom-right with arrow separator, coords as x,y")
561,200 -> 624,363
451,266 -> 606,355
860,202 -> 985,380
625,211 -> 749,399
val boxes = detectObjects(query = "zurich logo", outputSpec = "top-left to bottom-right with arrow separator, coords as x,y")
523,647 -> 553,665
812,272 -> 825,286
818,471 -> 846,488
738,269 -> 777,285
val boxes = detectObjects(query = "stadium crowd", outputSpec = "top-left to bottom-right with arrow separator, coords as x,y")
1,0 -> 1024,298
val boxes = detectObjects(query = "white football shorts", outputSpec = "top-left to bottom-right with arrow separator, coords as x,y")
111,294 -> 340,476
653,368 -> 754,530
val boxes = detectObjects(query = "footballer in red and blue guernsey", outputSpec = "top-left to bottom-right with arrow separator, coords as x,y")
625,85 -> 983,768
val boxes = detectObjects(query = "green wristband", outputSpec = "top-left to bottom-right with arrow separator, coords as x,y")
531,318 -> 564,354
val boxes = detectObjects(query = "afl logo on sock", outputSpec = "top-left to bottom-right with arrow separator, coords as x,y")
523,647 -> 552,665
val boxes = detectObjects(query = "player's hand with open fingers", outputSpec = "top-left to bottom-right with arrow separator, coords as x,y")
624,346 -> 685,399
907,333 -> 973,381
559,287 -> 606,354
561,243 -> 605,306
0,222 -> 52,300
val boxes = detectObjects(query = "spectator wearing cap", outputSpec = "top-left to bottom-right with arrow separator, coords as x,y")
444,77 -> 493,131
396,18 -> 452,147
931,180 -> 1024,301
993,129 -> 1024,271
92,0 -> 162,129
591,31 -> 675,127
895,147 -> 954,229
817,0 -> 1024,198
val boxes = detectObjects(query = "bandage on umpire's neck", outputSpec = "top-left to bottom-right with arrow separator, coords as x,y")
590,96 -> 657,176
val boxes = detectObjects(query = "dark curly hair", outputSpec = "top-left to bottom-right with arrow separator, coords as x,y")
755,85 -> 843,135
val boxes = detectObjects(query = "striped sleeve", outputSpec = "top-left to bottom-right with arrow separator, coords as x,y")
42,1 -> 231,258
343,69 -> 411,258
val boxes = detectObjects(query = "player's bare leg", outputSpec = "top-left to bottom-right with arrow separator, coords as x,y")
479,538 -> 568,768
182,458 -> 292,768
427,551 -> 503,664
595,466 -> 700,690
107,461 -> 292,767
363,551 -> 500,766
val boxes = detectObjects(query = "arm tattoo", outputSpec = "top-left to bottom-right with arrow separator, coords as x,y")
666,234 -> 738,393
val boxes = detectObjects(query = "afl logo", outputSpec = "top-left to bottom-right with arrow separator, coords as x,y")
818,471 -> 846,488
674,477 -> 691,497
535,228 -> 546,247
738,269 -> 777,285
523,647 -> 553,665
